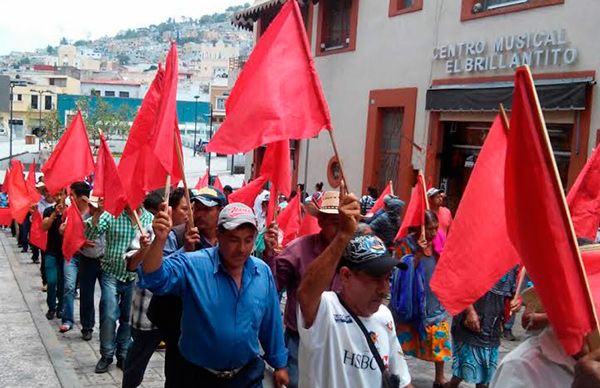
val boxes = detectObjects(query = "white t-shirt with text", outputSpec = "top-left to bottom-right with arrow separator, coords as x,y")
298,291 -> 411,388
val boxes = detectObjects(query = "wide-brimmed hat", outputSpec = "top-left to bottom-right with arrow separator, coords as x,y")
305,191 -> 339,217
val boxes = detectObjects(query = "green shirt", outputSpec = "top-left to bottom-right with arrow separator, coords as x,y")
86,209 -> 153,282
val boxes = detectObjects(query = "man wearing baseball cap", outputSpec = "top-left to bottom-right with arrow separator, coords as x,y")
137,201 -> 288,388
297,185 -> 412,388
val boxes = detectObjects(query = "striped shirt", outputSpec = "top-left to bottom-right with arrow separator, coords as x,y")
85,209 -> 153,282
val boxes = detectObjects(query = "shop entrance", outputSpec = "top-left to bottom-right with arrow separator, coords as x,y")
438,120 -> 573,213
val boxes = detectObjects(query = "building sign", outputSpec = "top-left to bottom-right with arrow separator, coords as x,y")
433,29 -> 577,74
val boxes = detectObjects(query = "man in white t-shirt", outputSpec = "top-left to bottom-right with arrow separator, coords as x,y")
297,185 -> 412,388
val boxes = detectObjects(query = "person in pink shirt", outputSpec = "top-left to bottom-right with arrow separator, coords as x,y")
427,188 -> 453,239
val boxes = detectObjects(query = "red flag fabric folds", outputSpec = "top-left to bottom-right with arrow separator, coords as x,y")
151,42 -> 179,177
431,116 -> 519,315
367,182 -> 392,217
118,65 -> 183,210
195,171 -> 209,189
62,204 -> 86,261
213,176 -> 224,191
567,144 -> 600,240
505,66 -> 597,355
298,211 -> 321,237
395,174 -> 427,241
228,175 -> 268,208
2,169 -> 10,194
95,134 -> 128,217
260,141 -> 291,197
206,0 -> 331,154
8,161 -> 36,223
0,208 -> 12,225
276,194 -> 302,246
29,209 -> 48,251
26,160 -> 36,187
41,111 -> 94,194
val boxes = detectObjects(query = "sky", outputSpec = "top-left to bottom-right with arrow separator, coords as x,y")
0,0 -> 251,55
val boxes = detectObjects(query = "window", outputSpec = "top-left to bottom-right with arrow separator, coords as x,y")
389,0 -> 423,16
91,90 -> 101,97
49,78 -> 55,86
461,0 -> 564,21
119,91 -> 130,98
316,0 -> 359,56
17,94 -> 22,101
216,97 -> 226,111
31,95 -> 38,110
377,108 -> 404,190
44,95 -> 52,110
104,90 -> 115,97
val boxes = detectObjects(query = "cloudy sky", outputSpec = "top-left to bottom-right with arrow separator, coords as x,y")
0,0 -> 250,55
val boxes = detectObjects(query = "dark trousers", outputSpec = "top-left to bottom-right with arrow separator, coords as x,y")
163,327 -> 188,388
31,244 -> 40,262
18,218 -> 30,251
172,356 -> 265,388
40,251 -> 47,285
122,328 -> 162,388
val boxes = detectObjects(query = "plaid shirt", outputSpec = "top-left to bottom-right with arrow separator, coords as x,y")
86,209 -> 153,282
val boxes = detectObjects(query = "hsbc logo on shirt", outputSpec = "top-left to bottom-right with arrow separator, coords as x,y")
333,314 -> 353,323
343,350 -> 378,370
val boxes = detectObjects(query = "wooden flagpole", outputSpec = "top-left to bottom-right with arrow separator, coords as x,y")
419,171 -> 429,241
389,180 -> 394,196
327,130 -> 349,194
173,132 -> 195,230
499,103 -> 510,131
523,65 -> 600,350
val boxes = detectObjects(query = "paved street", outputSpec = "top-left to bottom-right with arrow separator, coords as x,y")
0,228 -> 526,388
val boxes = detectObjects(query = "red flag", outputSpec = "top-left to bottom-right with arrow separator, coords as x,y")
41,111 -> 94,194
195,170 -> 209,189
431,116 -> 519,315
298,211 -> 321,237
206,0 -> 331,154
26,160 -> 36,187
266,185 -> 278,226
366,182 -> 392,217
213,176 -> 224,191
505,66 -> 597,355
0,208 -> 12,225
1,169 -> 10,194
95,134 -> 128,217
29,209 -> 47,251
395,174 -> 427,241
228,175 -> 268,208
567,144 -> 600,240
260,141 -> 291,197
118,65 -> 182,210
7,161 -> 34,223
62,203 -> 86,261
151,42 -> 180,178
276,194 -> 302,246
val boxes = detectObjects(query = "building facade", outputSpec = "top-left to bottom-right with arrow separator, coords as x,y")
235,0 -> 599,209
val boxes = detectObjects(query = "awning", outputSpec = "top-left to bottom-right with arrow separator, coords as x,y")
426,77 -> 594,112
231,0 -> 317,31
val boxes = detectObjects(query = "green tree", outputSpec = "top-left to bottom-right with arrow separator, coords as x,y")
18,57 -> 31,66
75,96 -> 133,146
117,53 -> 131,65
40,110 -> 63,147
60,37 -> 68,45
46,45 -> 57,55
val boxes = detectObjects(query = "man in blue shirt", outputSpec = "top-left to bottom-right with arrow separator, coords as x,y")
138,202 -> 289,388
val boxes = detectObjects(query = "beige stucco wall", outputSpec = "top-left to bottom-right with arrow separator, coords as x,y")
296,0 -> 600,194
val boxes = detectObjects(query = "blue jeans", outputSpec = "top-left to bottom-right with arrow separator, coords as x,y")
45,254 -> 64,313
99,273 -> 134,360
62,256 -> 79,327
284,329 -> 299,388
79,255 -> 102,333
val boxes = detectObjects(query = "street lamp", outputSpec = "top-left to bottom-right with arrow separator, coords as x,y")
30,89 -> 53,153
9,80 -> 28,161
204,103 -> 214,178
193,95 -> 199,156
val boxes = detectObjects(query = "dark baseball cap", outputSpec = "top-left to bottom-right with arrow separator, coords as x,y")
339,234 -> 406,276
190,186 -> 227,207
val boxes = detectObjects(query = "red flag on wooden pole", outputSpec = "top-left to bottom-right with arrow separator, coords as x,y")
505,66 -> 599,354
29,210 -> 48,251
431,115 -> 519,315
567,144 -> 600,240
260,141 -> 291,197
7,161 -> 36,223
206,0 -> 331,154
228,175 -> 268,208
195,170 -> 209,189
41,111 -> 94,194
26,160 -> 36,187
366,182 -> 392,218
62,203 -> 86,261
394,173 -> 427,241
276,193 -> 302,246
95,133 -> 128,217
213,176 -> 224,191
2,169 -> 10,194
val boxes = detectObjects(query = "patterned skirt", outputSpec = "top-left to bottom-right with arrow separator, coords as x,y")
451,341 -> 499,385
397,320 -> 452,362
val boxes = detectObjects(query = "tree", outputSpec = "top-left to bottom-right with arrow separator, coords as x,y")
46,45 -> 57,55
40,110 -> 63,147
75,96 -> 133,145
60,37 -> 68,45
117,53 -> 130,65
18,57 -> 31,66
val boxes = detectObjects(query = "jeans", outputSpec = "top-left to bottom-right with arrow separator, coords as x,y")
284,329 -> 299,388
40,251 -> 47,285
79,255 -> 102,333
19,218 -> 30,251
45,254 -> 64,313
62,256 -> 79,326
99,273 -> 134,360
122,328 -> 162,388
